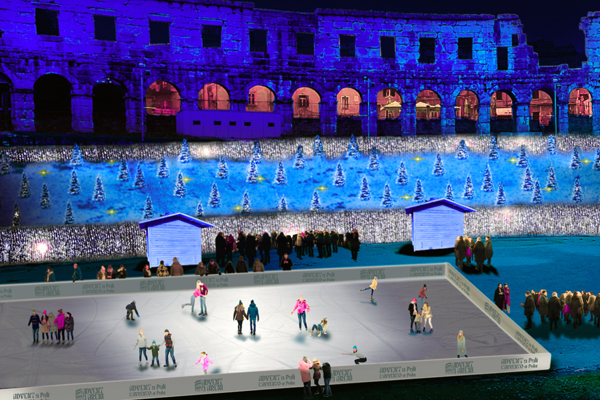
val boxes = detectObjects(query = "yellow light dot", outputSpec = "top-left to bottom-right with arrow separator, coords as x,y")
36,169 -> 51,177
103,208 -> 119,216
256,175 -> 267,183
506,157 -> 518,164
231,205 -> 243,212
541,187 -> 554,193
107,159 -> 117,166
581,158 -> 592,165
411,156 -> 425,162
400,194 -> 413,200
316,185 -> 329,192
182,176 -> 195,183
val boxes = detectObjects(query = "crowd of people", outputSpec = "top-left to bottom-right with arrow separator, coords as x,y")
454,235 -> 493,271
27,309 -> 74,345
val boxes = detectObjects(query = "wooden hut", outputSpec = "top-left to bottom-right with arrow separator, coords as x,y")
139,213 -> 215,267
405,199 -> 475,251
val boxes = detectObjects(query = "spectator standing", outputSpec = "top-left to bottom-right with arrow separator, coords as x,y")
331,231 -> 339,254
72,264 -> 83,282
170,257 -> 184,276
261,232 -> 272,264
295,233 -> 303,260
588,292 -> 597,323
246,233 -> 257,266
324,231 -> 332,258
306,231 -> 315,257
322,361 -> 332,397
143,265 -> 152,278
157,261 -> 170,277
226,234 -> 235,262
106,265 -> 117,279
237,231 -> 246,259
503,284 -> 511,314
570,291 -> 584,329
215,232 -> 227,269
474,237 -> 485,272
494,284 -> 504,309
485,236 -> 493,266
252,259 -> 264,272
349,229 -> 360,261
195,262 -> 206,276
539,290 -> 549,324
276,232 -> 288,262
455,236 -> 466,269
206,259 -> 220,275
235,256 -> 248,273
280,253 -> 293,271
521,291 -> 535,330
548,292 -> 561,331
96,266 -> 107,280
117,265 -> 127,279
299,357 -> 313,400
45,268 -> 56,282
316,231 -> 324,258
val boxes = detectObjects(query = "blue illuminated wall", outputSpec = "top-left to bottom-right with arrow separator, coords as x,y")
1,1 -> 600,136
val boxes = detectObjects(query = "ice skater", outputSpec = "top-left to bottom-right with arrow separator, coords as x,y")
247,300 -> 259,336
54,309 -> 66,344
40,311 -> 49,343
408,299 -> 418,333
150,340 -> 160,367
422,302 -> 433,333
182,280 -> 209,315
233,301 -> 248,335
48,312 -> 57,344
65,312 -> 74,343
417,284 -> 427,310
457,330 -> 468,358
195,352 -> 213,374
126,300 -> 140,321
309,317 -> 328,337
292,295 -> 311,334
360,276 -> 377,300
342,346 -> 367,364
134,328 -> 149,366
159,329 -> 177,367
28,310 -> 40,344
414,312 -> 423,333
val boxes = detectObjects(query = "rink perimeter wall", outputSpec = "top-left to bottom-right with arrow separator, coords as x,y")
0,263 -> 550,399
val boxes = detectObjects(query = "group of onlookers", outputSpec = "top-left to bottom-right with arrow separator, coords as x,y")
520,289 -> 600,330
27,309 -> 74,344
299,356 -> 333,398
96,264 -> 129,279
454,235 -> 493,271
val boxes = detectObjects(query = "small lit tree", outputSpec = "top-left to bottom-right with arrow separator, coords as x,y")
594,148 -> 600,171
456,140 -> 469,160
547,135 -> 556,155
241,191 -> 251,213
546,166 -> 558,190
516,145 -> 528,168
359,176 -> 371,201
532,181 -> 543,205
414,178 -> 425,203
445,182 -> 454,201
381,183 -> 393,208
157,156 -> 169,179
432,153 -> 444,176
570,147 -> 581,170
495,183 -> 507,206
64,201 -> 74,225
19,173 -> 31,198
68,169 -> 81,195
209,182 -> 221,208
572,176 -> 583,203
174,171 -> 187,198
333,162 -> 346,187
13,203 -> 21,226
92,175 -> 106,204
195,199 -> 204,217
252,140 -> 262,164
522,167 -> 533,191
396,162 -> 408,186
215,156 -> 228,179
117,159 -> 129,182
274,162 -> 287,185
246,158 -> 258,183
179,139 -> 191,163
346,134 -> 359,158
293,145 -> 305,169
310,190 -> 322,212
40,183 -> 51,209
0,153 -> 11,175
143,195 -> 154,220
133,163 -> 145,189
463,175 -> 474,200
70,144 -> 83,166
482,164 -> 494,192
368,147 -> 380,171
278,196 -> 288,212
313,135 -> 324,158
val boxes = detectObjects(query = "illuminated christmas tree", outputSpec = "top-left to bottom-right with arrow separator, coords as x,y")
13,203 -> 21,226
143,195 -> 154,220
489,139 -> 499,161
64,201 -> 74,225
572,176 -> 583,203
310,190 -> 322,212
40,183 -> 51,209
209,182 -> 221,208
68,170 -> 81,195
359,176 -> 371,201
463,175 -> 474,200
174,171 -> 187,198
117,159 -> 129,182
274,162 -> 287,185
495,183 -> 506,206
396,162 -> 408,186
381,183 -> 393,208
195,199 -> 204,217
368,147 -> 380,171
0,153 -> 11,175
433,153 -> 444,176
252,140 -> 262,164
546,166 -> 558,190
482,165 -> 494,192
70,144 -> 83,166
456,140 -> 469,160
19,173 -> 31,198
333,162 -> 346,187
547,135 -> 556,155
346,134 -> 359,158
278,196 -> 288,212
490,135 -> 497,149
246,158 -> 258,183
313,135 -> 324,158
516,145 -> 528,168
570,147 -> 581,170
445,182 -> 454,201
92,175 -> 106,204
414,178 -> 425,203
241,191 -> 251,213
133,163 -> 145,189
179,139 -> 191,163
532,181 -> 543,204
215,156 -> 228,179
293,145 -> 305,169
157,156 -> 169,179
522,167 -> 533,191
594,148 -> 600,171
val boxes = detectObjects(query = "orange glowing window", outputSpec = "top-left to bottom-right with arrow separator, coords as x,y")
337,88 -> 361,117
491,91 -> 513,119
416,90 -> 441,120
568,88 -> 592,116
145,80 -> 180,116
455,90 -> 479,121
377,88 -> 402,120
199,83 -> 230,111
246,85 -> 275,112
293,88 -> 320,119
530,90 -> 553,125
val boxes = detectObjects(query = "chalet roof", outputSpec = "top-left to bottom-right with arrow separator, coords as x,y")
139,212 -> 215,230
404,198 -> 476,215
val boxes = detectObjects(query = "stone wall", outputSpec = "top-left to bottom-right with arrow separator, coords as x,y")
0,1 -> 600,135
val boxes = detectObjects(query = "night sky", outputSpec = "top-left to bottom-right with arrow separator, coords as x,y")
252,0 -> 595,55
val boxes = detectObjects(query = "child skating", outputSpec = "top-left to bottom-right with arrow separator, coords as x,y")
414,312 -> 423,333
342,346 -> 367,364
360,276 -> 377,301
195,352 -> 213,374
150,340 -> 160,367
309,317 -> 328,337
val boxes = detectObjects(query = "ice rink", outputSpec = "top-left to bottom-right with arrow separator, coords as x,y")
0,278 -> 525,389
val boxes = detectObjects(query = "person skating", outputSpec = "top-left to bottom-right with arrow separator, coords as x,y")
247,300 -> 259,335
134,328 -> 149,366
360,276 -> 378,301
548,292 -> 561,331
417,283 -> 427,310
408,299 -> 418,332
65,312 -> 74,344
494,283 -> 504,309
414,312 -> 423,333
292,295 -> 310,333
342,346 -> 367,364
157,261 -> 169,277
150,341 -> 160,367
72,263 -> 83,282
311,358 -> 322,395
422,302 -> 433,333
233,301 -> 248,335
170,257 -> 184,276
457,331 -> 468,358
54,308 -> 66,344
40,311 -> 50,343
28,310 -> 41,344
182,280 -> 209,315
309,317 -> 328,337
280,253 -> 293,271
520,291 -> 535,329
195,352 -> 213,375
159,329 -> 177,367
48,312 -> 57,344
126,300 -> 140,321
299,356 -> 313,399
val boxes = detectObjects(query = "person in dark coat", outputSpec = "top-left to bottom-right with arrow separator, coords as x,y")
143,265 -> 152,278
548,292 -> 561,331
28,310 -> 41,344
223,261 -> 235,274
345,232 -> 351,249
276,232 -> 288,261
331,231 -> 339,253
206,259 -> 220,275
245,234 -> 257,266
324,231 -> 332,258
45,268 -> 56,282
539,290 -> 549,324
294,233 -> 303,260
280,253 -> 293,271
106,265 -> 117,279
316,231 -> 324,258
594,293 -> 600,328
570,291 -> 584,329
408,299 -> 418,332
126,301 -> 139,321
493,284 -> 504,309
484,236 -> 493,266
235,257 -> 248,273
270,230 -> 277,250
455,236 -> 466,269
473,237 -> 486,272
583,291 -> 590,317
520,291 -> 535,329
349,230 -> 360,261
261,232 -> 272,265
170,257 -> 184,276
237,231 -> 246,258
226,234 -> 235,262
117,265 -> 127,279
306,231 -> 315,257
215,232 -> 227,269
72,263 -> 83,282
195,262 -> 207,276
286,235 -> 294,255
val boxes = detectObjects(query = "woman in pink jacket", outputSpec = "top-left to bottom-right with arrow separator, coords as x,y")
291,295 -> 310,334
195,352 -> 213,375
54,309 -> 66,345
181,280 -> 209,316
298,356 -> 313,399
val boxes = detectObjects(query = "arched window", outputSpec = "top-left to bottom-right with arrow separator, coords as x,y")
292,87 -> 320,119
377,88 -> 402,120
530,90 -> 553,126
416,90 -> 441,120
569,88 -> 592,116
455,90 -> 479,121
337,87 -> 361,117
34,74 -> 72,132
491,90 -> 514,119
198,83 -> 230,111
93,78 -> 126,133
145,80 -> 181,116
247,85 -> 275,112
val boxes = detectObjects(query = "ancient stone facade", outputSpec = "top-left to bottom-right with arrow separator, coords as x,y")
1,0 -> 600,136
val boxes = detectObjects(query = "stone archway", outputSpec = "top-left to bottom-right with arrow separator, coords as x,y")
530,89 -> 554,134
416,89 -> 441,134
490,90 -> 517,133
568,88 -> 592,133
93,78 -> 127,134
145,80 -> 181,134
292,87 -> 321,136
34,74 -> 72,133
246,85 -> 275,113
455,90 -> 479,134
376,87 -> 403,136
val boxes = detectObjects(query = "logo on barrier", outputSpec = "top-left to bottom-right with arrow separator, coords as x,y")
484,302 -> 502,325
409,265 -> 443,277
360,269 -> 385,280
82,283 -> 115,295
444,361 -> 474,375
75,387 -> 104,400
140,280 -> 165,292
254,274 -> 279,285
12,392 -> 46,399
332,369 -> 353,382
302,272 -> 335,283
446,268 -> 470,296
1,288 -> 13,299
501,357 -> 539,370
195,378 -> 224,393
128,383 -> 166,397
515,331 -> 539,354
258,374 -> 296,387
202,276 -> 229,287
379,366 -> 417,379
35,286 -> 60,297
